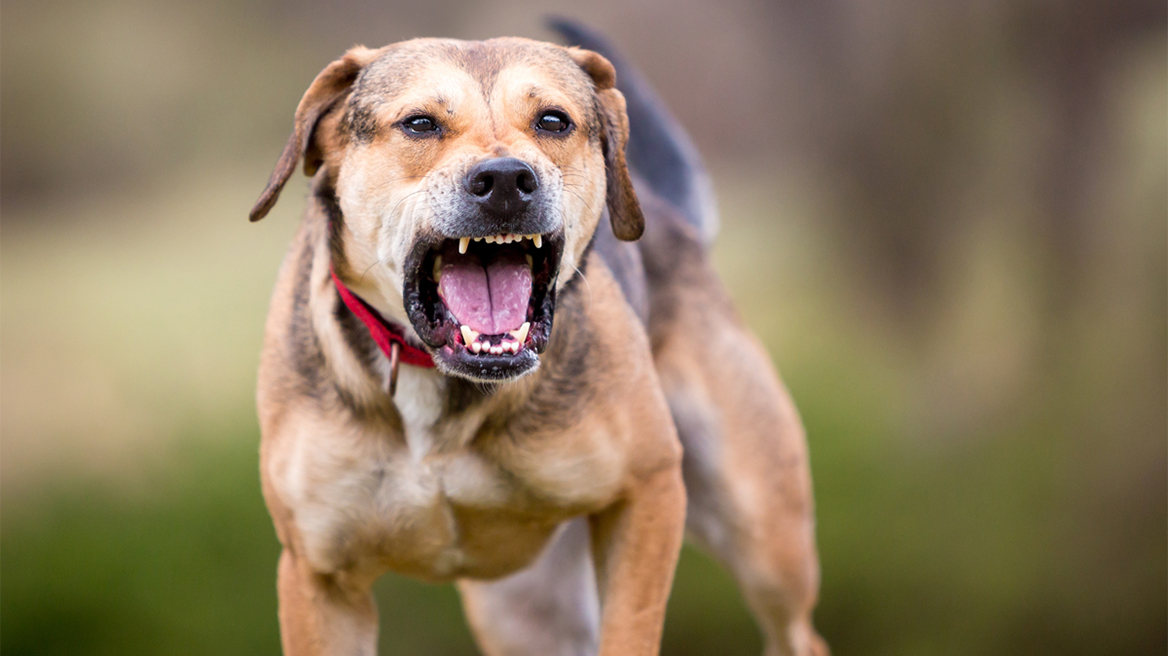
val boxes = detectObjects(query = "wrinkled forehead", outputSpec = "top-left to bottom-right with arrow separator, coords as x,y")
347,38 -> 597,132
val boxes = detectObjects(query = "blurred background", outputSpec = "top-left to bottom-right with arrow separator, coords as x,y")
2,0 -> 1164,654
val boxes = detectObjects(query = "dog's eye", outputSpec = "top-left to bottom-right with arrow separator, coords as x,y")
536,111 -> 570,134
404,116 -> 439,134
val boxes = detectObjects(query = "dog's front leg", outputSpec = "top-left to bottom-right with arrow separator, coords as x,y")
590,465 -> 686,656
277,549 -> 378,656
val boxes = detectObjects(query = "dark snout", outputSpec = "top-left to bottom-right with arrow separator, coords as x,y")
465,157 -> 539,216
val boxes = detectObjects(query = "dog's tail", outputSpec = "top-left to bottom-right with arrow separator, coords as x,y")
548,18 -> 719,244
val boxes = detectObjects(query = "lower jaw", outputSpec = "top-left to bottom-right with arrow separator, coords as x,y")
403,234 -> 563,381
431,342 -> 541,382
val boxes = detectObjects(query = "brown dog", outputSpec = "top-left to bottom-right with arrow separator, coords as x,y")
250,22 -> 826,656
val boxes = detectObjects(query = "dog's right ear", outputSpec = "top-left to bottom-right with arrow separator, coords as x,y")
249,47 -> 379,222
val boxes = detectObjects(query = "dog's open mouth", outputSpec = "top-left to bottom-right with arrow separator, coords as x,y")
404,232 -> 563,380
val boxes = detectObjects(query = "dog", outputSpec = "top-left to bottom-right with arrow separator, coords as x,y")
249,20 -> 827,656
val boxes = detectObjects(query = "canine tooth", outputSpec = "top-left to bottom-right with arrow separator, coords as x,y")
533,234 -> 542,249
460,325 -> 479,344
510,322 -> 530,344
459,237 -> 470,254
526,254 -> 533,268
433,255 -> 442,282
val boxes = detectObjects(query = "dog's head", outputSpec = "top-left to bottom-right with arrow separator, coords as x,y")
251,38 -> 642,382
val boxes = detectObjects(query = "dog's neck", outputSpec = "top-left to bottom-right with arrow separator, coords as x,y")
329,266 -> 435,371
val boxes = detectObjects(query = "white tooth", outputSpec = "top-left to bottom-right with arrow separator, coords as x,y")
504,234 -> 514,243
533,234 -> 542,249
474,236 -> 483,242
472,341 -> 482,353
509,342 -> 519,353
459,237 -> 470,254
485,235 -> 495,244
510,322 -> 530,344
460,325 -> 479,344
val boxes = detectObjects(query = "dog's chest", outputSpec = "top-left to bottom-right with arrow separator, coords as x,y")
284,373 -> 621,581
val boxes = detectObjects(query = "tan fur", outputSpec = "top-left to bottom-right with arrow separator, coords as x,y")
253,36 -> 824,656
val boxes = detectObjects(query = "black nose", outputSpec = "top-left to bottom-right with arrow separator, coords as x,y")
465,157 -> 539,215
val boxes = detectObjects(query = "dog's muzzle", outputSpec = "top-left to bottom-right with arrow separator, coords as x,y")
403,158 -> 565,381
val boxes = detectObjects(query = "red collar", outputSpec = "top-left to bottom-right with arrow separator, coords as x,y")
329,267 -> 435,369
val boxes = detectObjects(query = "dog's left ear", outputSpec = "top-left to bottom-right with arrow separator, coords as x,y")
568,48 -> 644,241
250,46 -> 380,222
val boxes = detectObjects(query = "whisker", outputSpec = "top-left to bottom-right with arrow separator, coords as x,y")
385,188 -> 429,221
370,174 -> 429,192
357,190 -> 431,286
358,258 -> 384,284
564,188 -> 596,214
571,263 -> 593,313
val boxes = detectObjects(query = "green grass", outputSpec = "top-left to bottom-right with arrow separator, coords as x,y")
2,165 -> 1164,655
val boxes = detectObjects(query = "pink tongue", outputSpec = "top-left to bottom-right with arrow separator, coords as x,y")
438,251 -> 532,335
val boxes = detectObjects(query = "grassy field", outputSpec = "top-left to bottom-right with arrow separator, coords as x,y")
2,159 -> 1164,655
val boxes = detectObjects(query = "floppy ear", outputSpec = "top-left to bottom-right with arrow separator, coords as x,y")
568,48 -> 644,241
249,46 -> 379,222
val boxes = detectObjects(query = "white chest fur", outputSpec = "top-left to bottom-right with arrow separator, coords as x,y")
275,372 -> 557,581
393,365 -> 456,461
272,359 -> 626,582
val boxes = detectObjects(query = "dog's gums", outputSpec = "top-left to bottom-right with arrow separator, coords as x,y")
403,230 -> 563,379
